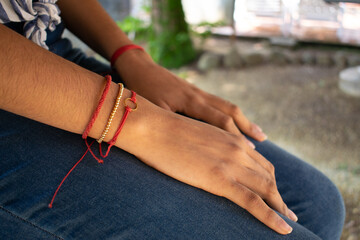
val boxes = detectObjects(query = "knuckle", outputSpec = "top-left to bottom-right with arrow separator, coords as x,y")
263,209 -> 278,223
230,104 -> 242,116
210,162 -> 230,181
189,94 -> 203,104
263,178 -> 277,197
281,203 -> 289,214
267,162 -> 275,174
208,162 -> 233,195
210,165 -> 225,178
227,142 -> 247,156
228,142 -> 241,152
260,158 -> 275,175
243,191 -> 262,209
237,135 -> 247,146
220,116 -> 234,129
239,135 -> 250,145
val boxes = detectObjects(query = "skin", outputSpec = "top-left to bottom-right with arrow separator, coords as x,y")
0,0 -> 298,235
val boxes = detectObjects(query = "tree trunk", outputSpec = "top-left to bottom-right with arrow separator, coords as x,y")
150,0 -> 196,68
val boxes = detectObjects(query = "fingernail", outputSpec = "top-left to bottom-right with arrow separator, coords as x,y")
259,133 -> 268,141
288,209 -> 298,222
253,125 -> 268,141
256,132 -> 267,141
279,220 -> 293,234
246,140 -> 256,149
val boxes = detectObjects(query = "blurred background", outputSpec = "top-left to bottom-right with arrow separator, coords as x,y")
65,1 -> 360,239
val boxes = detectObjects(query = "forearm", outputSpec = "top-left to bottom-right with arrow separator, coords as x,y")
0,24 -> 150,153
57,0 -> 155,82
57,0 -> 133,61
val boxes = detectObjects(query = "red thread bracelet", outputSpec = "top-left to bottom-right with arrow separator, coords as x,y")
99,90 -> 137,158
82,75 -> 112,139
110,44 -> 144,67
49,75 -> 112,208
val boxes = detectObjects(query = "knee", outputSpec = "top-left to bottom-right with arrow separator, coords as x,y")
325,179 -> 345,224
314,173 -> 346,238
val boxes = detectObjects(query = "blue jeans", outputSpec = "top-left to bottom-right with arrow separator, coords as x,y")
0,24 -> 345,239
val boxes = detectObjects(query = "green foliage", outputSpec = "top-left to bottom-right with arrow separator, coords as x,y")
196,21 -> 225,28
116,17 -> 149,41
141,4 -> 151,14
148,28 -> 196,69
147,0 -> 197,68
191,21 -> 225,42
117,1 -> 229,68
116,17 -> 225,68
115,0 -> 151,34
177,71 -> 188,79
117,16 -> 195,68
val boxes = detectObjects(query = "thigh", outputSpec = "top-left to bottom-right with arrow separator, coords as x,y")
0,110 -> 322,240
0,207 -> 60,240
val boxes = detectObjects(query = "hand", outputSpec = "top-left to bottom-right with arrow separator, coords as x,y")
0,23 -> 295,235
120,99 -> 297,235
114,51 -> 267,148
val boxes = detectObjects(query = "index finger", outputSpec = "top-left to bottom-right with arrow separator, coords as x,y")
204,92 -> 267,142
183,102 -> 256,149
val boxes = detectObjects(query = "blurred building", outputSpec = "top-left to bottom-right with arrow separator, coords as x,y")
183,0 -> 360,46
94,0 -> 360,46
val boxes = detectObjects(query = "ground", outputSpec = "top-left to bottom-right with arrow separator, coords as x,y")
174,37 -> 360,240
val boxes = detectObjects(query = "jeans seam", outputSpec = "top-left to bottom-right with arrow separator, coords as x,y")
0,205 -> 64,240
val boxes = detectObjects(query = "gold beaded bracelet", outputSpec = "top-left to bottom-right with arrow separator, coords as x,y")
97,83 -> 124,143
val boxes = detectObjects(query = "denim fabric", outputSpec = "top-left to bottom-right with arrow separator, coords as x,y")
0,23 -> 345,240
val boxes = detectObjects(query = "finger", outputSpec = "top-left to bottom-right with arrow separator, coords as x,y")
157,101 -> 172,111
238,134 -> 256,150
184,102 -> 240,134
233,152 -> 271,178
226,182 -> 293,235
205,93 -> 267,141
242,151 -> 298,222
183,101 -> 255,149
266,192 -> 298,223
234,166 -> 297,222
248,149 -> 276,177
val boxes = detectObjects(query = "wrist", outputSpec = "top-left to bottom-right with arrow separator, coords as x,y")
113,49 -> 156,84
110,89 -> 164,154
115,93 -> 182,163
110,44 -> 144,67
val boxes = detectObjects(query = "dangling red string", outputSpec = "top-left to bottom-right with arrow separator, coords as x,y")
49,77 -> 138,208
48,75 -> 111,208
48,140 -> 95,208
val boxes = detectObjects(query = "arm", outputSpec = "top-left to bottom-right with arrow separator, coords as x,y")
0,21 -> 295,235
56,0 -> 267,145
57,0 -> 132,60
0,24 -> 139,151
